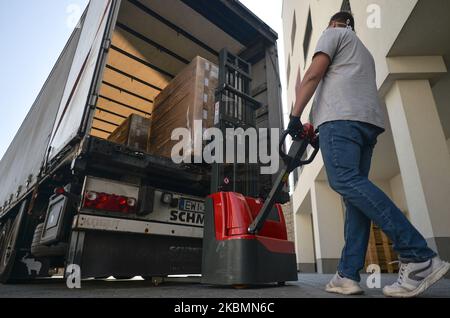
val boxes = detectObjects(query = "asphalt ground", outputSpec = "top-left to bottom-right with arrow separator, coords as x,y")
0,274 -> 449,298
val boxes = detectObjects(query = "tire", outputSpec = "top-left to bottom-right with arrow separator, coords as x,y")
31,223 -> 44,250
31,244 -> 68,258
31,223 -> 68,258
0,217 -> 19,283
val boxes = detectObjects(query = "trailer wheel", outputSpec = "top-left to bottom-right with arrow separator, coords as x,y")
30,223 -> 44,250
0,217 -> 18,283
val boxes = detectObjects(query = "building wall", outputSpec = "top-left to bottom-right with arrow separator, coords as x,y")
282,0 -> 450,274
389,174 -> 408,214
432,71 -> 450,140
347,0 -> 418,88
282,0 -> 418,119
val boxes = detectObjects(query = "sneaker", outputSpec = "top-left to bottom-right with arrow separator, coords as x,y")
383,256 -> 450,298
325,273 -> 364,295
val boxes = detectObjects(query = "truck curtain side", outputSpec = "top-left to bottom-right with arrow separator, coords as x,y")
0,16 -> 85,218
0,0 -> 284,281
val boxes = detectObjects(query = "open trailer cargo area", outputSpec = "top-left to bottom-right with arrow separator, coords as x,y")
0,0 -> 284,282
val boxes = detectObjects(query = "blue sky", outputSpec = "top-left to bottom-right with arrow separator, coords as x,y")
0,0 -> 286,159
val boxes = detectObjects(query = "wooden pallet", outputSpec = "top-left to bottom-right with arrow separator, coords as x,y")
365,224 -> 399,273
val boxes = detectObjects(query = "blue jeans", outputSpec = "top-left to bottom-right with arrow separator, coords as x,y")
319,120 -> 436,282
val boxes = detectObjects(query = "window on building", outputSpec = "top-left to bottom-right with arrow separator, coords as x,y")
303,9 -> 313,63
287,56 -> 291,85
341,0 -> 352,12
291,12 -> 297,52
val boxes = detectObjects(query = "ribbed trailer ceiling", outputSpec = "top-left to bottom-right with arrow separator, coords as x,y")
181,0 -> 278,45
130,0 -> 245,56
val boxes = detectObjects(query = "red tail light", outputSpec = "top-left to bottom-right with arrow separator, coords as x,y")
83,191 -> 137,213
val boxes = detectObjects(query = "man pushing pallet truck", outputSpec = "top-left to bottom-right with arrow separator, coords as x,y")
202,9 -> 450,294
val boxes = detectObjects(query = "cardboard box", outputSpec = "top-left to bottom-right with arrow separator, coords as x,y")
108,114 -> 151,152
148,56 -> 219,160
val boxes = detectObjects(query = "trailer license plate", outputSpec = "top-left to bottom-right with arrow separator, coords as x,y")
179,199 -> 205,214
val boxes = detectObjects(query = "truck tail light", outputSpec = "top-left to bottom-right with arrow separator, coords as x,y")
83,191 -> 137,213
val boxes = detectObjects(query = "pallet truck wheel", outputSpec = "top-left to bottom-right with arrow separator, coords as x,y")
149,277 -> 164,287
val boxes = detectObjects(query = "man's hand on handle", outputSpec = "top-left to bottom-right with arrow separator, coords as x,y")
287,115 -> 304,140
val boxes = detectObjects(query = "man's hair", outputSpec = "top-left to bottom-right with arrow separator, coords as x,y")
330,11 -> 355,30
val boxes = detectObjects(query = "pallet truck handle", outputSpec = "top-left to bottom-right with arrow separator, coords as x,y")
278,130 -> 291,161
299,126 -> 320,166
279,124 -> 319,173
299,145 -> 320,165
248,124 -> 319,235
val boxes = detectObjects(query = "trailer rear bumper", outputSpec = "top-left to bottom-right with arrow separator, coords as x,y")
68,214 -> 203,279
73,214 -> 203,239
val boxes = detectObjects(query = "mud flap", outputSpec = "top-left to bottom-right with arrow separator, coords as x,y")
2,201 -> 51,282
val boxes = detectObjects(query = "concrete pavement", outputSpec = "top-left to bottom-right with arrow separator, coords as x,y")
0,274 -> 449,298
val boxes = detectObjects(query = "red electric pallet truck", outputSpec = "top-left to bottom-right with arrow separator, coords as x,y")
202,122 -> 319,286
202,52 -> 319,286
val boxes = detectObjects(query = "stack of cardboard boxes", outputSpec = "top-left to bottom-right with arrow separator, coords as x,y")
108,114 -> 152,151
148,56 -> 218,160
107,56 -> 218,159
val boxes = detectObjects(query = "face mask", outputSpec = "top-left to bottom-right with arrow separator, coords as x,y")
345,19 -> 353,30
334,20 -> 353,30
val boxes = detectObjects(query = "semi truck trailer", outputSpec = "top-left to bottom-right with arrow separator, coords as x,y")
0,0 -> 284,283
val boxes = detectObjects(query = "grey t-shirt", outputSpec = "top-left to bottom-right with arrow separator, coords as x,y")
311,28 -> 385,130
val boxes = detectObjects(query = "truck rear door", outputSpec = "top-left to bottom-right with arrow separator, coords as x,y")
47,0 -> 121,161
